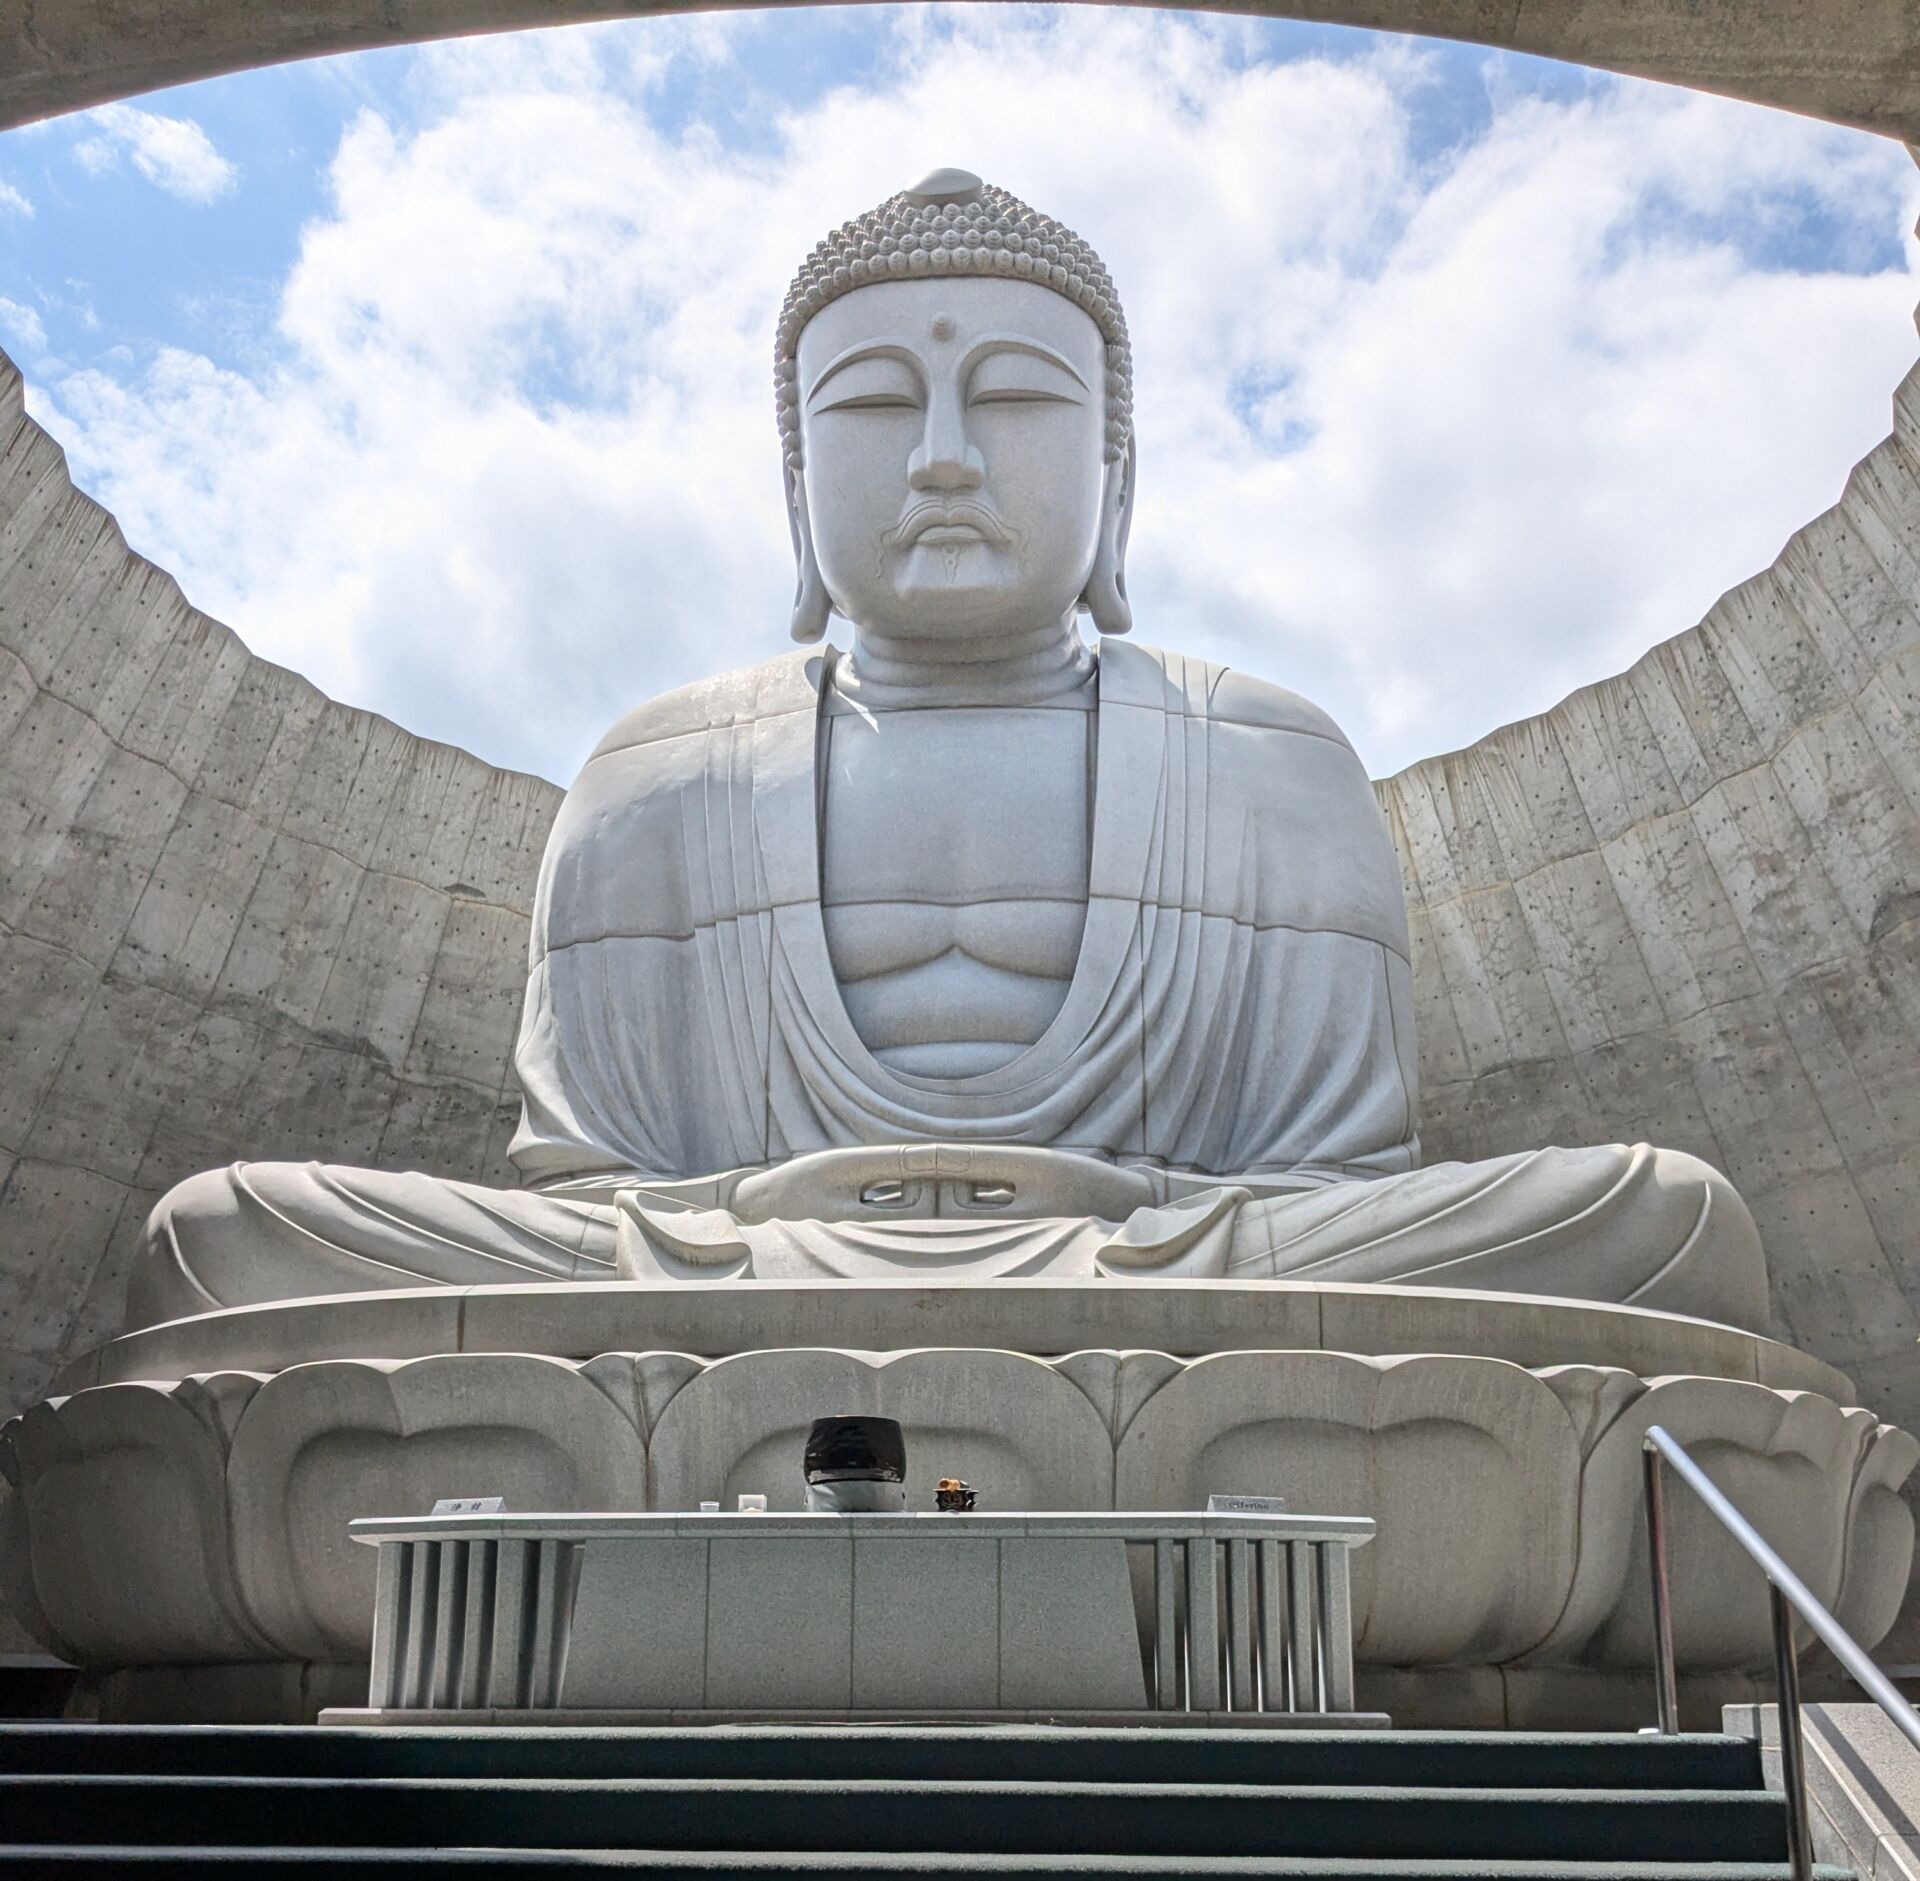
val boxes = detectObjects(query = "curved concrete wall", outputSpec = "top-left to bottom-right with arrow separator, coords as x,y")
1380,355 -> 1920,1436
5,323 -> 1920,1439
6,0 -> 1920,142
0,350 -> 561,1415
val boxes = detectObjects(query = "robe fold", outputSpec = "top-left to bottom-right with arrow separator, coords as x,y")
509,638 -> 1421,1190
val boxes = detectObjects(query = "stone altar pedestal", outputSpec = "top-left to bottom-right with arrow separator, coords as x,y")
4,1274 -> 1910,1729
326,1508 -> 1380,1725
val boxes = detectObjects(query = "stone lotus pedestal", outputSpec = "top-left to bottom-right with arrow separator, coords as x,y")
2,1277 -> 1912,1729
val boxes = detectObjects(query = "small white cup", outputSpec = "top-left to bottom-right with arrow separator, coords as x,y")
698,1500 -> 720,1514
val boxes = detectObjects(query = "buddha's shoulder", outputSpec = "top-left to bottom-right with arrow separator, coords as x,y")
1101,639 -> 1355,752
582,648 -> 825,768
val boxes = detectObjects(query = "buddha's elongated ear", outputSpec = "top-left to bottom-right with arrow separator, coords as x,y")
787,462 -> 833,645
1082,440 -> 1135,639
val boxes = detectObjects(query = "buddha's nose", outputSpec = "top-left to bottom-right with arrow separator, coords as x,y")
907,398 -> 986,492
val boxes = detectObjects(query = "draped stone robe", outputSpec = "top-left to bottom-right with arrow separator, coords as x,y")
131,640 -> 1769,1329
510,638 -> 1420,1191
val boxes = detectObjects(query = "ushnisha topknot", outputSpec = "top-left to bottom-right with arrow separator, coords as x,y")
776,167 -> 1133,472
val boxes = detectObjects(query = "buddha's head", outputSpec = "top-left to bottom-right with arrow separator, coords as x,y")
776,168 -> 1134,647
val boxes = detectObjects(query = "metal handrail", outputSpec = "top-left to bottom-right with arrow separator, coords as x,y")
1642,1424 -> 1920,1881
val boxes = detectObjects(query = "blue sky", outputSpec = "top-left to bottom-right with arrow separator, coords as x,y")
2,5 -> 1916,783
1,12 -> 1616,391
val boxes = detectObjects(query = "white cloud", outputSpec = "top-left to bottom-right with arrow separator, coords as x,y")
31,9 -> 1920,784
0,180 -> 32,219
73,103 -> 238,203
0,297 -> 47,355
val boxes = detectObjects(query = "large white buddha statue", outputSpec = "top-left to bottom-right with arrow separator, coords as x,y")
129,171 -> 1768,1332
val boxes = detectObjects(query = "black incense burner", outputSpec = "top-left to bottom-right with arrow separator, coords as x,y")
803,1414 -> 908,1513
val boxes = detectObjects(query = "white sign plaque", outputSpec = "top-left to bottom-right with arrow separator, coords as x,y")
1206,1493 -> 1288,1515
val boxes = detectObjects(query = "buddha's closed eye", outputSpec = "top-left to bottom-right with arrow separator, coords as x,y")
813,355 -> 921,414
821,392 -> 920,412
808,342 -> 1088,417
968,355 -> 1085,407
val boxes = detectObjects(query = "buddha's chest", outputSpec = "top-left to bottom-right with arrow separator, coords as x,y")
818,703 -> 1094,1075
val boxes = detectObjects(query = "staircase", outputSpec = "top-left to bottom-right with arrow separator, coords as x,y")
0,1722 -> 1847,1877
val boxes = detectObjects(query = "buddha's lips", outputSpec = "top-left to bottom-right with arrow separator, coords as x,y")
889,501 -> 1011,549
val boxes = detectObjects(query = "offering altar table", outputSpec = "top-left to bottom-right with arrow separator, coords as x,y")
325,1509 -> 1382,1728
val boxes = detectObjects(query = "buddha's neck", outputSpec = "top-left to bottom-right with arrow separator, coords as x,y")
834,616 -> 1095,709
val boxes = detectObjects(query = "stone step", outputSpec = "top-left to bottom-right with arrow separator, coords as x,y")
0,1725 -> 1767,1791
0,1776 -> 1791,1861
0,1852 -> 1860,1880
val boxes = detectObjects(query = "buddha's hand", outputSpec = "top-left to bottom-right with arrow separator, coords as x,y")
728,1143 -> 1156,1223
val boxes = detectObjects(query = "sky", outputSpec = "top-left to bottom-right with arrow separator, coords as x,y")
1,5 -> 1917,786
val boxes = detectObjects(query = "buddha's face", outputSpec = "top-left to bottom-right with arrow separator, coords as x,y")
795,275 -> 1110,641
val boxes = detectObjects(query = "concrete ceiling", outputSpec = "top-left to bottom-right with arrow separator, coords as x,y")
4,0 -> 1920,141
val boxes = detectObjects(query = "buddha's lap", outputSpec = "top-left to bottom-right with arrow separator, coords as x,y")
1225,1142 -> 1766,1327
127,1140 -> 1765,1333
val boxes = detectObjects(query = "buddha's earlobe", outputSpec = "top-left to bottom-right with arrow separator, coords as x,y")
786,465 -> 833,644
1083,443 -> 1135,639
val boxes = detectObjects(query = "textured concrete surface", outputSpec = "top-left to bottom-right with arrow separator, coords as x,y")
1376,351 -> 1920,1445
7,0 -> 1920,141
0,349 -> 561,1418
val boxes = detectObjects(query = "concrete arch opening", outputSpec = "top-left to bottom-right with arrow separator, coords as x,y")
5,0 -> 1920,142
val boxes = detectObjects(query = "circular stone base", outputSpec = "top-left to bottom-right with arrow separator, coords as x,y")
3,1281 -> 1911,1727
46,1278 -> 1861,1398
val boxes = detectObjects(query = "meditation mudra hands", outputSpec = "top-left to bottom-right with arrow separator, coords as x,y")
128,170 -> 1769,1337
